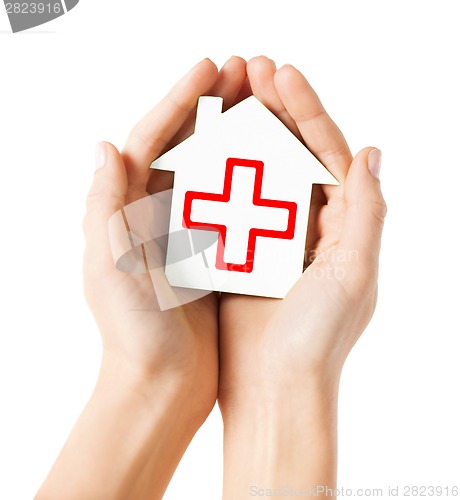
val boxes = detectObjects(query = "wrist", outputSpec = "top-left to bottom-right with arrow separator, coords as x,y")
219,366 -> 340,420
220,375 -> 340,497
97,351 -> 215,428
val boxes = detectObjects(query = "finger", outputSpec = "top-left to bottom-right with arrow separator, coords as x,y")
274,64 -> 352,186
234,76 -> 252,104
147,56 -> 248,194
160,56 -> 247,152
122,59 -> 219,192
247,56 -> 301,139
339,148 -> 386,271
210,56 -> 247,110
83,142 -> 128,270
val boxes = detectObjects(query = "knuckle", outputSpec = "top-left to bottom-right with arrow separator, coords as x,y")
371,198 -> 388,226
130,126 -> 167,156
85,188 -> 99,211
349,198 -> 387,228
166,90 -> 195,115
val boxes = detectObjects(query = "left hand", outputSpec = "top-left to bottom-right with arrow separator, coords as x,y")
217,56 -> 386,498
219,56 -> 387,403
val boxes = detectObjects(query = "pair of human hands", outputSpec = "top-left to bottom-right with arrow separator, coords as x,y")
83,56 -> 386,426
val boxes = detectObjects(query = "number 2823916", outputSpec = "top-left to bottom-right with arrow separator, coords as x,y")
5,3 -> 62,14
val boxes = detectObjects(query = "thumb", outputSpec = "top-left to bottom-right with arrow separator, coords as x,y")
339,147 -> 387,269
83,142 -> 128,251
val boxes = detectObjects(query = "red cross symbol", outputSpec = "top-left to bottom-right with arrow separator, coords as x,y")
183,158 -> 297,273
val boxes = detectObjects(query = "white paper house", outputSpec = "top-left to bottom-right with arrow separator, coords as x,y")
150,96 -> 338,298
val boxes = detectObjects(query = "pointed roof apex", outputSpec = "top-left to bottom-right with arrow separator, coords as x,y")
151,95 -> 339,186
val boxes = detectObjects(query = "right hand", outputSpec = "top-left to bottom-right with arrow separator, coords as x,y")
83,57 -> 249,421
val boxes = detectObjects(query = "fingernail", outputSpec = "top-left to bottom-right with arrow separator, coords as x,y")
95,142 -> 107,171
368,149 -> 382,179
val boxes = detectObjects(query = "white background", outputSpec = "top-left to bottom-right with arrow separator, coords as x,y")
1,1 -> 459,498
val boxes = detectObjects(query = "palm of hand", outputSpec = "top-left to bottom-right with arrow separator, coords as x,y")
219,189 -> 352,387
85,242 -> 219,376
